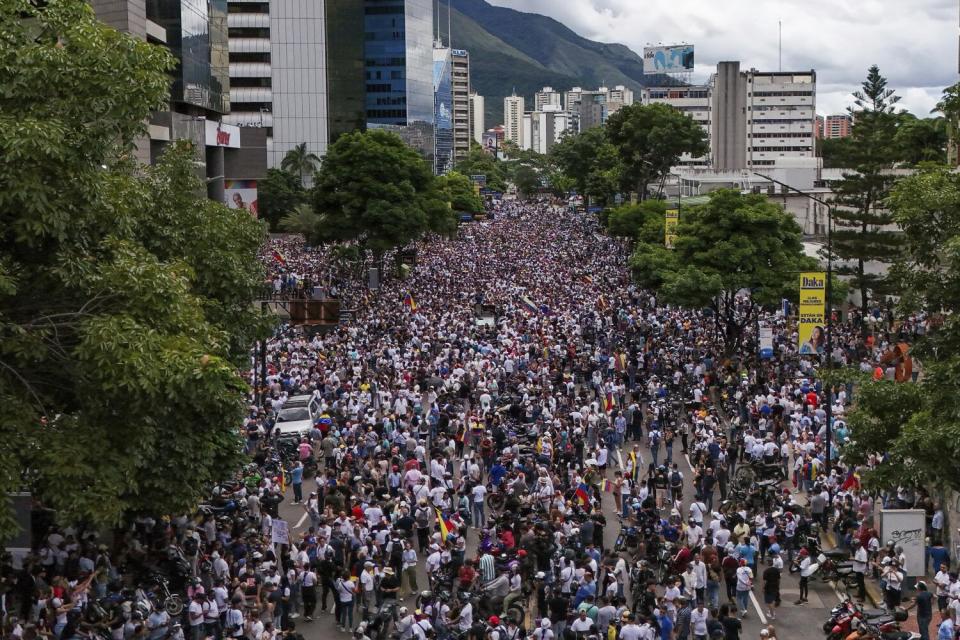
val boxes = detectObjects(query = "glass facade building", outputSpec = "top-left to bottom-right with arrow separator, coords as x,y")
148,0 -> 230,115
326,0 -> 367,143
364,0 -> 435,169
433,47 -> 453,174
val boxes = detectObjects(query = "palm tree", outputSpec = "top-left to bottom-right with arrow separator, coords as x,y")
281,142 -> 321,187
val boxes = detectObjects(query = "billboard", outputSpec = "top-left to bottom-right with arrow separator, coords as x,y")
798,272 -> 826,355
664,209 -> 679,248
224,179 -> 258,217
643,44 -> 695,75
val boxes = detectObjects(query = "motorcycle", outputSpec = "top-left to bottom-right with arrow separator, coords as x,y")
822,599 -> 907,640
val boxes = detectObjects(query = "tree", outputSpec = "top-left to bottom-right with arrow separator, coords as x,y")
0,0 -> 266,537
605,201 -> 666,244
258,168 -> 306,231
310,129 -> 455,260
280,142 -> 321,187
629,190 -> 810,354
550,128 -> 621,206
605,103 -> 708,200
893,113 -> 947,165
831,66 -> 904,318
278,204 -> 322,240
437,171 -> 484,214
934,81 -> 960,165
842,167 -> 960,491
817,137 -> 856,168
453,147 -> 507,192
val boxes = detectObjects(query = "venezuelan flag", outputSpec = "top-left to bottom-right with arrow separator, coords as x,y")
575,483 -> 590,506
403,292 -> 417,311
604,391 -> 616,413
840,469 -> 861,492
271,250 -> 287,266
520,296 -> 539,314
597,295 -> 610,312
436,507 -> 452,539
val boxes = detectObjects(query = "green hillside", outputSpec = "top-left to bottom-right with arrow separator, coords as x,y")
444,0 -> 675,126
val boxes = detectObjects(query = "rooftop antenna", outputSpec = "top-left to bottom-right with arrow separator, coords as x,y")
779,20 -> 782,71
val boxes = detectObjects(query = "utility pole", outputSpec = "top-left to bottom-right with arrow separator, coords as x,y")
754,173 -> 834,474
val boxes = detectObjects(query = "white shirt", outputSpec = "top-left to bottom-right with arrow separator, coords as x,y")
690,608 -> 710,636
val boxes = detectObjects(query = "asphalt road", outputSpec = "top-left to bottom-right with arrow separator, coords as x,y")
272,435 -> 846,640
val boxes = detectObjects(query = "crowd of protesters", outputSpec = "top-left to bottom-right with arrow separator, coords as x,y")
0,198 -> 943,640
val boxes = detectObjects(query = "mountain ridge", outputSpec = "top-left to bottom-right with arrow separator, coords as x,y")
444,0 -> 676,126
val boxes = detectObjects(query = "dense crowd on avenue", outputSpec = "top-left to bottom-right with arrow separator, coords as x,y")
1,200 -> 945,640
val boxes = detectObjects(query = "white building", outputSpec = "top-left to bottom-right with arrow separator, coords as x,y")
503,93 -> 525,147
522,107 -> 575,154
535,86 -> 562,111
642,61 -> 816,171
745,68 -> 816,169
470,92 -> 485,145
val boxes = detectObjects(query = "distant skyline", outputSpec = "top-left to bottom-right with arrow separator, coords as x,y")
485,0 -> 957,117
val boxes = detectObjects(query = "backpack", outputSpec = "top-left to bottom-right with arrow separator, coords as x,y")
670,471 -> 683,488
416,507 -> 430,529
390,541 -> 404,565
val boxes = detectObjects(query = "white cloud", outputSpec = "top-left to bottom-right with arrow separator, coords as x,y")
485,0 -> 958,116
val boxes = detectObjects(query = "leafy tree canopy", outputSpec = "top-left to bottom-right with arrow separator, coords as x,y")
844,167 -> 960,491
437,171 -> 484,214
630,190 -> 810,353
605,103 -> 708,200
258,168 -> 306,232
454,147 -> 507,192
550,128 -> 621,207
605,201 -> 666,245
0,0 -> 266,537
311,129 -> 457,254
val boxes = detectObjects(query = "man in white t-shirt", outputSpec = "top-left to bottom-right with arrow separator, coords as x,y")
735,560 -> 754,619
471,483 -> 488,528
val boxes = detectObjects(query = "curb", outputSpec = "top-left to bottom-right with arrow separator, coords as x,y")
822,530 -> 883,608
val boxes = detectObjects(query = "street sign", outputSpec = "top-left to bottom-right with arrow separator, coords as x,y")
469,174 -> 487,187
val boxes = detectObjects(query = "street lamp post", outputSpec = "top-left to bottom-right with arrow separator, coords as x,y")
754,173 -> 835,475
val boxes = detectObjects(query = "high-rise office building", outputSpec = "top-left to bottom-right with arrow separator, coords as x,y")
93,0 -> 266,205
451,49 -> 471,163
503,93 -> 524,147
643,60 -> 816,171
268,0 -> 329,170
364,0 -> 436,168
433,45 -> 454,174
470,92 -> 485,145
535,86 -> 562,111
564,86 -> 634,131
223,2 -> 271,130
224,1 -> 363,171
325,0 -> 366,143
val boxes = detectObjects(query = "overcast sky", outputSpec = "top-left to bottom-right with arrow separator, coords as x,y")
485,0 -> 958,117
